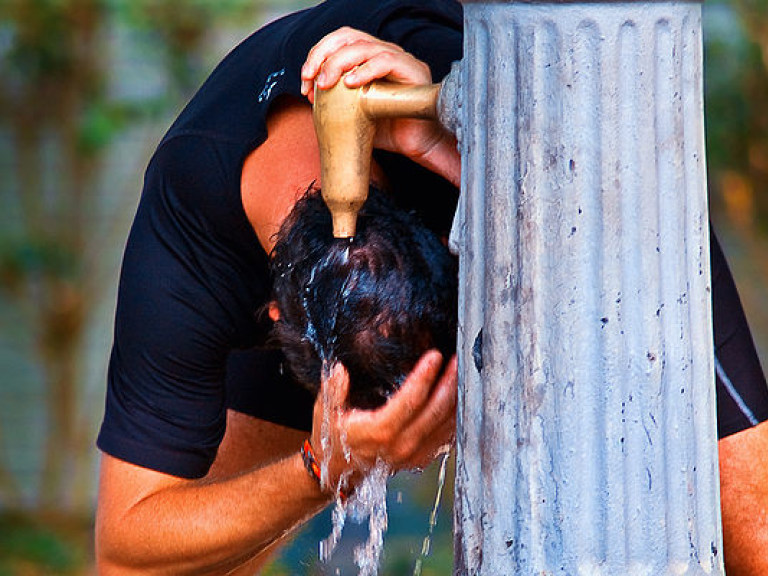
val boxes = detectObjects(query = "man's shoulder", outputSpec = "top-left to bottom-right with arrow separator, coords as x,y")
147,134 -> 236,204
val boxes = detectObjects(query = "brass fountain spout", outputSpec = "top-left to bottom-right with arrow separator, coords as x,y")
312,78 -> 441,238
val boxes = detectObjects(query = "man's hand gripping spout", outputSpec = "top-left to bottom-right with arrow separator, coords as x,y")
301,26 -> 460,187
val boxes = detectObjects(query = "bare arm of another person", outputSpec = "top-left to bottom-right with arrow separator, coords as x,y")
96,352 -> 456,575
719,419 -> 768,575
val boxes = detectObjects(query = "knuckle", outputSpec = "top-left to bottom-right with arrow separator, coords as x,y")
347,38 -> 371,52
417,60 -> 431,77
337,27 -> 366,46
377,51 -> 395,64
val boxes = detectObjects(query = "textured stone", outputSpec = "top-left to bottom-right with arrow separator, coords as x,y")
449,3 -> 723,574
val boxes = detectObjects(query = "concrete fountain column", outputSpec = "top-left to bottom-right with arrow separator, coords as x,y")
445,1 -> 723,573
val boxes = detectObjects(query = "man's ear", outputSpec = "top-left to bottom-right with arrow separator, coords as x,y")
268,301 -> 280,322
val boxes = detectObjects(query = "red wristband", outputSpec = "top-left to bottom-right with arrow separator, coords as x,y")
301,439 -> 346,501
301,439 -> 323,485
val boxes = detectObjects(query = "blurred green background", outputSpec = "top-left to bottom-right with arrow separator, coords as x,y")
0,0 -> 766,574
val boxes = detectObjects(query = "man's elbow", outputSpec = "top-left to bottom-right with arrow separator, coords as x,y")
94,514 -> 147,575
94,496 -> 171,575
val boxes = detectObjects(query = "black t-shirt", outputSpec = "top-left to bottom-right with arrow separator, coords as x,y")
98,0 -> 768,480
97,0 -> 463,479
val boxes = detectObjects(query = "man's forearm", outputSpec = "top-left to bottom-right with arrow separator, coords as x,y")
96,452 -> 331,575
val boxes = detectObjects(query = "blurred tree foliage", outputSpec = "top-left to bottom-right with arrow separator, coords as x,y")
705,0 -> 768,366
706,0 -> 768,232
0,0 -> 271,518
0,513 -> 87,575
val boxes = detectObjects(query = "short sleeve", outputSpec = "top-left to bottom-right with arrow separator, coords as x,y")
711,229 -> 768,439
97,136 -> 268,478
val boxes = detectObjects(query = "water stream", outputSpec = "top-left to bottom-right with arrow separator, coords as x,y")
321,459 -> 391,576
316,451 -> 452,576
303,239 -> 450,575
413,452 -> 450,576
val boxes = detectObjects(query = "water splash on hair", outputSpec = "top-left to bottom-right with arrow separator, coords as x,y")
303,239 -> 390,574
301,240 -> 352,364
303,241 -> 352,491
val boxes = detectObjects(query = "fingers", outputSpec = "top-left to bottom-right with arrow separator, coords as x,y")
340,350 -> 443,455
379,349 -> 446,430
305,41 -> 403,93
302,27 -> 395,93
410,355 -> 458,464
345,50 -> 431,87
393,354 -> 457,467
302,27 -> 375,85
344,351 -> 457,470
309,350 -> 458,490
409,354 -> 457,438
300,26 -> 431,102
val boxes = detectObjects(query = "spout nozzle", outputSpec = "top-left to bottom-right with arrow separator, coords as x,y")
325,210 -> 358,239
313,78 -> 374,238
313,76 -> 441,238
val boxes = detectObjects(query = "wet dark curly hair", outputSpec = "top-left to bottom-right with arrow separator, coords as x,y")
270,187 -> 457,409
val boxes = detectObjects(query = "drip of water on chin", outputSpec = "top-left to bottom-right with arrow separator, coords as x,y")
413,451 -> 451,576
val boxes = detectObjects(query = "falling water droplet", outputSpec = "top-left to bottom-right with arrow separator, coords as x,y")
413,451 -> 451,576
